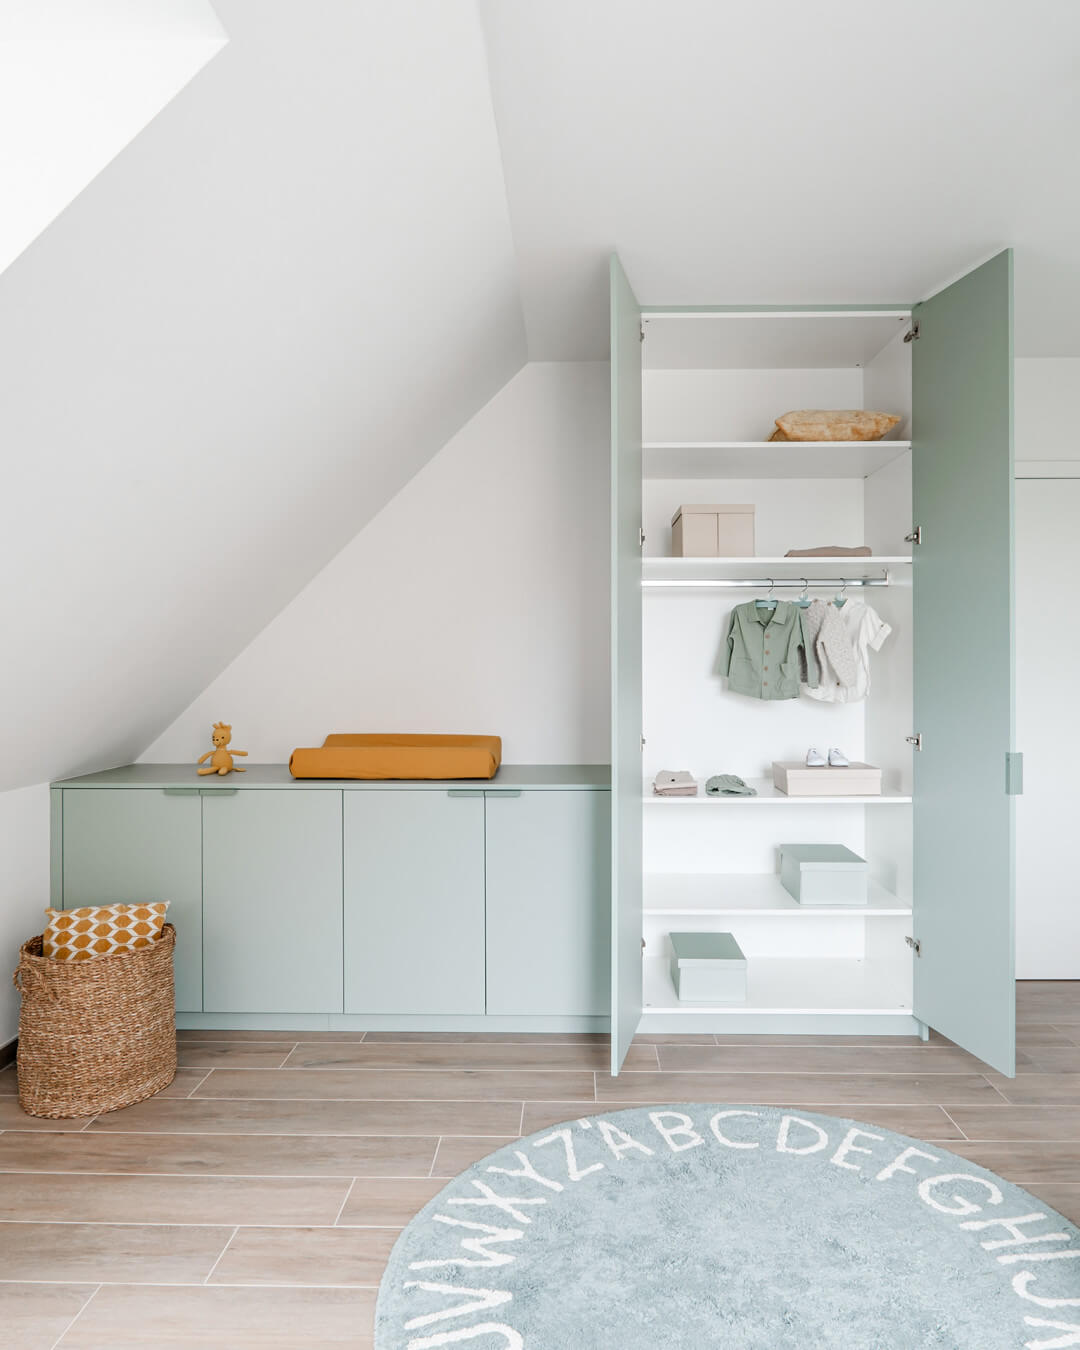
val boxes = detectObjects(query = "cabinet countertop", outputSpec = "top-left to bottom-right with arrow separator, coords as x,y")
52,764 -> 612,791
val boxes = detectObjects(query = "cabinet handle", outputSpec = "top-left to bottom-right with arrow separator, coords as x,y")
200,788 -> 239,796
447,789 -> 485,797
163,787 -> 200,796
486,790 -> 523,798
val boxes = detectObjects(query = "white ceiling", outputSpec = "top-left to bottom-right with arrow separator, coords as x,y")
0,0 -> 524,791
479,0 -> 1080,359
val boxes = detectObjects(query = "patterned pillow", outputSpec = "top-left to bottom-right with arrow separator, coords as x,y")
42,903 -> 169,962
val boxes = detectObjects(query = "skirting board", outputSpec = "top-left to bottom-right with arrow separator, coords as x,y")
637,1011 -> 922,1036
176,1013 -> 613,1033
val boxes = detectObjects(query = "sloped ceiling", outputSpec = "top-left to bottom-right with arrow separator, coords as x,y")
0,1 -> 227,275
0,0 -> 525,791
479,0 -> 1080,359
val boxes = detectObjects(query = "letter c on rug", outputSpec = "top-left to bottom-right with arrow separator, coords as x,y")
710,1110 -> 762,1150
1015,1270 -> 1080,1310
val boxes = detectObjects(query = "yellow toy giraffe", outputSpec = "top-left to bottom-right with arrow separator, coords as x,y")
197,722 -> 248,775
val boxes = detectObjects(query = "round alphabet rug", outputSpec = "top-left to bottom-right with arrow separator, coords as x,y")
375,1105 -> 1080,1349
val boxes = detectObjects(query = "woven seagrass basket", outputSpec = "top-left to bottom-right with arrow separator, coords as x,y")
13,924 -> 177,1119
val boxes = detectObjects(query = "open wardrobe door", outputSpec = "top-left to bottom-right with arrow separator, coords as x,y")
609,253 -> 643,1075
911,250 -> 1017,1076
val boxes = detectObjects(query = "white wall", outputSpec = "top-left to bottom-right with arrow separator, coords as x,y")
142,363 -> 610,766
0,1 -> 227,275
0,785 -> 51,1047
1015,358 -> 1080,459
1013,358 -> 1080,977
0,0 -> 525,793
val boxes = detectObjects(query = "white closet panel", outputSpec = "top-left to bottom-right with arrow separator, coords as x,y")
1015,478 -> 1080,977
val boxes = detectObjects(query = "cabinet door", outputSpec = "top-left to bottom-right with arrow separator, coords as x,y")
610,252 -> 643,1073
486,791 -> 611,1017
202,790 -> 343,1014
911,249 -> 1016,1075
62,789 -> 203,1013
343,791 -> 485,1015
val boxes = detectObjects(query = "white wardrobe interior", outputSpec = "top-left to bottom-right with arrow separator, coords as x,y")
640,312 -> 917,1031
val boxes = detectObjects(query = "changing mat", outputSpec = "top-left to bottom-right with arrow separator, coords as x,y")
288,734 -> 502,781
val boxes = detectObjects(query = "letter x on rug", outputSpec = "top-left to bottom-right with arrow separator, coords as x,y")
375,1105 -> 1080,1349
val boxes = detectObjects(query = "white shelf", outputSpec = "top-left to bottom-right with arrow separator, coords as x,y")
645,778 -> 911,806
643,954 -> 912,1016
642,555 -> 910,587
643,440 -> 912,481
644,872 -> 911,917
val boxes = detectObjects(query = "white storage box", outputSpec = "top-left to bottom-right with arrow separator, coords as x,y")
772,761 -> 883,796
669,931 -> 748,1003
779,844 -> 869,906
671,504 -> 755,557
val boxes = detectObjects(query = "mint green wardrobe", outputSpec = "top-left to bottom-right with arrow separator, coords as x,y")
609,251 -> 1016,1075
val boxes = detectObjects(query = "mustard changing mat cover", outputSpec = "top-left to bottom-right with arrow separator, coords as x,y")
288,734 -> 502,781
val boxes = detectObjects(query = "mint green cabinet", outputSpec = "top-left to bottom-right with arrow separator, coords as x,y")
201,790 -> 343,1014
61,788 -> 203,1012
485,791 -> 610,1016
343,791 -> 485,1014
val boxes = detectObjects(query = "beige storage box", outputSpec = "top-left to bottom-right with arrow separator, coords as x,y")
772,761 -> 883,797
671,504 -> 755,557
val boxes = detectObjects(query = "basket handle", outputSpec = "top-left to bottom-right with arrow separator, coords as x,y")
12,959 -> 59,1002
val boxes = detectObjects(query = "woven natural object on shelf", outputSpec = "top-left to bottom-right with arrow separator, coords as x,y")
769,409 -> 902,442
12,924 -> 177,1119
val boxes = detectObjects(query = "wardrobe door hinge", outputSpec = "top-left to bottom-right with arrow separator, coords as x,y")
906,733 -> 923,751
639,324 -> 645,343
903,319 -> 921,343
1006,752 -> 1024,796
638,527 -> 646,550
905,525 -> 922,545
906,935 -> 922,957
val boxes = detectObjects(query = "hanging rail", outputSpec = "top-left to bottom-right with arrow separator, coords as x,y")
642,571 -> 891,590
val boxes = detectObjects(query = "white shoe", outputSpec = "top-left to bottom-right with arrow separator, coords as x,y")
828,747 -> 850,767
806,747 -> 826,767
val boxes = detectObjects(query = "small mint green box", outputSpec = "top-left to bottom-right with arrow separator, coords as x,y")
779,843 -> 868,905
669,931 -> 747,1003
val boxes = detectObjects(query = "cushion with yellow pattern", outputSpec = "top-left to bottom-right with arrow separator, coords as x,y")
42,903 -> 170,962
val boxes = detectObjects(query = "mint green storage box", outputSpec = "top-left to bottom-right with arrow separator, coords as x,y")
779,844 -> 868,906
669,931 -> 747,1003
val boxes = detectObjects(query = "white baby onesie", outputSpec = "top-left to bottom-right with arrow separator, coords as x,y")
804,599 -> 891,703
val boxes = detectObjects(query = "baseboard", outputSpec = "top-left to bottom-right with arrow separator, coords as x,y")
176,1012 -> 613,1033
0,1038 -> 16,1069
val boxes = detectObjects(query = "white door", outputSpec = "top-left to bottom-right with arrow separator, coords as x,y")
1016,476 -> 1080,977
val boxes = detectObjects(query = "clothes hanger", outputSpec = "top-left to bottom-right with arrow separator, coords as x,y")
793,578 -> 811,609
833,578 -> 849,609
755,578 -> 778,611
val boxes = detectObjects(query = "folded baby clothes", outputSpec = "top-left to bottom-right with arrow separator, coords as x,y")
705,774 -> 757,797
653,770 -> 699,797
784,545 -> 873,557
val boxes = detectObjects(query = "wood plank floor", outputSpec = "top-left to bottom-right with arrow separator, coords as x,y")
1,982 -> 1078,1348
